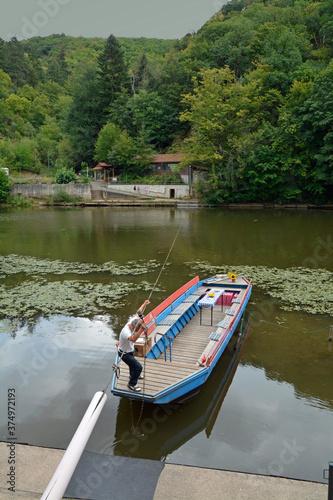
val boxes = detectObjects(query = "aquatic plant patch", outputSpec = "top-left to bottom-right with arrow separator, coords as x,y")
185,261 -> 333,316
0,255 -> 160,276
0,278 -> 157,320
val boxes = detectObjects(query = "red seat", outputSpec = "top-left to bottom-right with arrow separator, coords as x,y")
222,292 -> 234,306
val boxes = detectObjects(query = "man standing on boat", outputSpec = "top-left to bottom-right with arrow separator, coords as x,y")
118,300 -> 150,392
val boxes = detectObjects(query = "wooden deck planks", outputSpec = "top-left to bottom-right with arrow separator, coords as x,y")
114,357 -> 203,397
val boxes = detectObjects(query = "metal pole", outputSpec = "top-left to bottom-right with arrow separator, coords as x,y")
189,165 -> 192,195
329,326 -> 333,342
41,391 -> 107,500
328,461 -> 333,500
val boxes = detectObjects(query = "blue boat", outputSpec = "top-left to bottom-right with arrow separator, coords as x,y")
111,274 -> 252,404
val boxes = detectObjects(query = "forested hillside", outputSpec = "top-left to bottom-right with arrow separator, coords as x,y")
0,0 -> 332,204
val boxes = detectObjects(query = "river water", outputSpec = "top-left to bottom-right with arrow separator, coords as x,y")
0,206 -> 332,483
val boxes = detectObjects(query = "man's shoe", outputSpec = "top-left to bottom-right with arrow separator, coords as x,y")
127,384 -> 141,392
138,374 -> 144,379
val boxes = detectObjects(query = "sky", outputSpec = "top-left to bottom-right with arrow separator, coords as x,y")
1,0 -> 225,41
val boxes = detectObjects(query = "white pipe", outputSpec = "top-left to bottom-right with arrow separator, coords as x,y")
41,391 -> 107,500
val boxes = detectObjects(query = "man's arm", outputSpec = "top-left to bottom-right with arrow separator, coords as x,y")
129,321 -> 147,342
137,300 -> 150,315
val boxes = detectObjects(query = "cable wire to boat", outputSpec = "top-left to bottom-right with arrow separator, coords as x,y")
145,224 -> 182,307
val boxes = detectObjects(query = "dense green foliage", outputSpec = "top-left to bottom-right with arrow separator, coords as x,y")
0,169 -> 11,202
55,167 -> 77,184
0,0 -> 332,204
178,0 -> 333,204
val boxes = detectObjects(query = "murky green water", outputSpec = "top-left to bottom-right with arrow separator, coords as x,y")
0,206 -> 332,483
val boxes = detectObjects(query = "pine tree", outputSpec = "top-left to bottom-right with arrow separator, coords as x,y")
2,37 -> 38,87
131,51 -> 151,94
0,38 -> 5,70
66,65 -> 101,166
97,34 -> 129,120
46,46 -> 69,85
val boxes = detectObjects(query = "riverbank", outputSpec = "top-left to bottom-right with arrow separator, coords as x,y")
3,200 -> 333,209
6,180 -> 333,209
0,443 -> 328,500
42,200 -> 333,209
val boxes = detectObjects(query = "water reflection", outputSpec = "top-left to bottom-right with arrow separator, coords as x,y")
111,318 -> 251,460
0,315 -> 117,449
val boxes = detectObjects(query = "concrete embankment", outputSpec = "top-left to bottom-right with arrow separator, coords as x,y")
11,183 -> 91,200
0,443 -> 328,500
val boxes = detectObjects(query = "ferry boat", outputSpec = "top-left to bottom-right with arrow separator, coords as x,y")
111,274 -> 252,404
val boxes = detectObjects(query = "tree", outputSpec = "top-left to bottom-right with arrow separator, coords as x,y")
210,17 -> 254,76
0,168 -> 11,203
128,90 -> 172,148
130,51 -> 151,94
14,139 -> 39,172
249,23 -> 311,93
0,69 -> 12,98
30,93 -> 52,126
97,34 -> 129,120
94,122 -> 122,162
153,50 -> 193,146
4,94 -> 31,120
66,65 -> 101,166
132,129 -> 155,174
57,138 -> 77,168
0,38 -> 5,69
1,37 -> 38,87
36,116 -> 63,167
46,46 -> 70,85
300,61 -> 333,199
107,129 -> 135,171
180,67 -> 261,200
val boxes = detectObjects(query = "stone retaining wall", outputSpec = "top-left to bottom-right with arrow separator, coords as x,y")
11,184 -> 91,200
106,184 -> 191,199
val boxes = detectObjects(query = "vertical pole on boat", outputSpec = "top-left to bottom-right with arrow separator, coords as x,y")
41,391 -> 107,500
328,461 -> 333,500
329,326 -> 333,342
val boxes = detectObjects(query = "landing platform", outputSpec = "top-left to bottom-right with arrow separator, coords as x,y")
0,443 -> 328,500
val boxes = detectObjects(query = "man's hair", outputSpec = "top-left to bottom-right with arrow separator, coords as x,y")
131,318 -> 141,331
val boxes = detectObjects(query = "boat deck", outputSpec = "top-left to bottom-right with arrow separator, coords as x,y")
115,358 -> 203,398
113,286 -> 246,399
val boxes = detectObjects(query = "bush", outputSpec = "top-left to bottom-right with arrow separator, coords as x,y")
50,189 -> 81,203
55,167 -> 77,184
10,195 -> 34,207
0,169 -> 12,203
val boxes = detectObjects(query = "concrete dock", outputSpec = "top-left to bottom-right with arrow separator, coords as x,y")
0,443 -> 328,500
